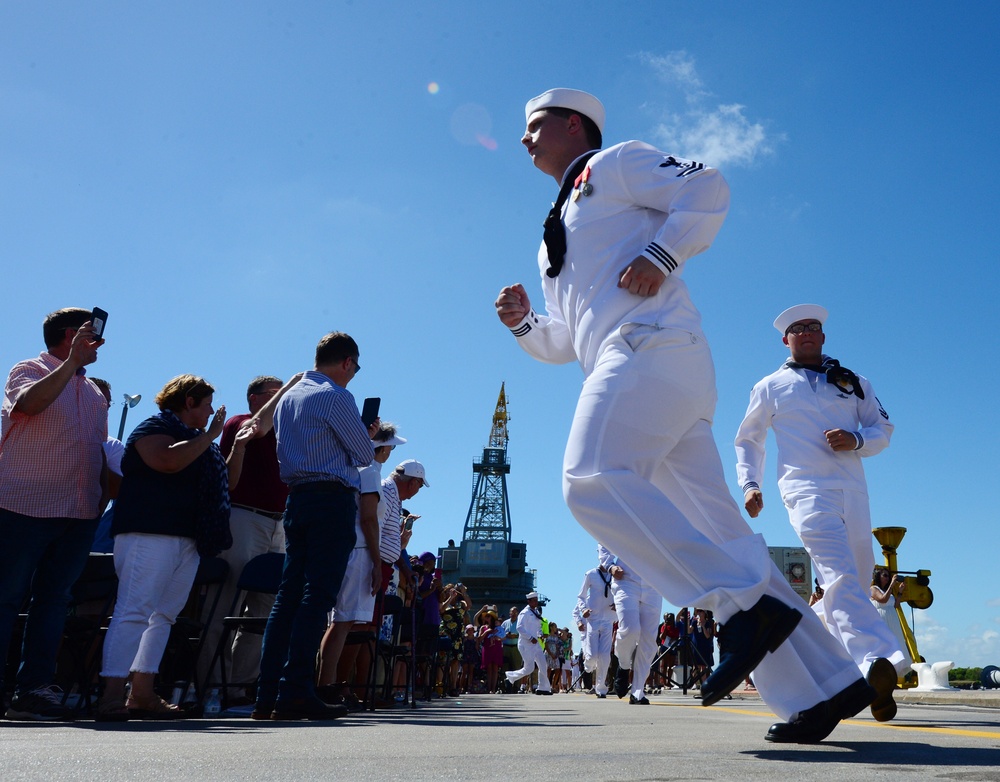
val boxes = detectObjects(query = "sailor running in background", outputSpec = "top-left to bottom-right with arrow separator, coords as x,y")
504,592 -> 551,695
573,549 -> 617,698
736,304 -> 904,722
599,545 -> 660,705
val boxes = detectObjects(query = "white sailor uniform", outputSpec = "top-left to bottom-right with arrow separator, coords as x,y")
735,357 -> 907,675
507,140 -> 864,721
504,605 -> 551,692
599,545 -> 661,700
574,564 -> 617,696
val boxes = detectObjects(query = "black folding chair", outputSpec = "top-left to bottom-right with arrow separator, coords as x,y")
358,593 -> 405,709
55,553 -> 119,713
204,552 -> 284,708
159,556 -> 229,705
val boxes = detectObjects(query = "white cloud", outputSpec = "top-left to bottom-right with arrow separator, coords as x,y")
653,103 -> 772,168
911,611 -> 1000,668
639,51 -> 706,100
636,51 -> 780,168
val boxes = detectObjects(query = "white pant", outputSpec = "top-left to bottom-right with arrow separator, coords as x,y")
561,325 -> 862,720
506,638 -> 550,692
330,546 -> 378,622
786,490 -> 908,675
612,575 -> 661,699
196,505 -> 285,690
583,617 -> 613,695
101,533 -> 199,677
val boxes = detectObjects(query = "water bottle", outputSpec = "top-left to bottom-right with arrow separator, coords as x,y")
204,688 -> 222,716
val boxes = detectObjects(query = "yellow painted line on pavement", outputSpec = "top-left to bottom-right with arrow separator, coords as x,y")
644,698 -> 1000,739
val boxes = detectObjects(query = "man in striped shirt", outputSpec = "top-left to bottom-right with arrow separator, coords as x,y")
253,331 -> 375,721
0,308 -> 108,721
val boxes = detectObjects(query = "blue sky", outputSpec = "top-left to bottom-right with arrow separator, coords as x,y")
3,2 -> 999,667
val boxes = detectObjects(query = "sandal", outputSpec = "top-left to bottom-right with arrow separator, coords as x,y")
126,696 -> 188,720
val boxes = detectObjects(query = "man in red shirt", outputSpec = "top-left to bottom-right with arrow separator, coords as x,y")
197,375 -> 295,701
0,308 -> 108,720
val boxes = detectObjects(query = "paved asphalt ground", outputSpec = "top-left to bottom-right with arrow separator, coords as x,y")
2,688 -> 999,781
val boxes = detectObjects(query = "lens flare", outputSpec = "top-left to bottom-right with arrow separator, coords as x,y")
450,103 -> 497,151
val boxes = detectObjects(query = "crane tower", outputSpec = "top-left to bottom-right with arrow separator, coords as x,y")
438,383 -> 537,614
462,383 -> 512,542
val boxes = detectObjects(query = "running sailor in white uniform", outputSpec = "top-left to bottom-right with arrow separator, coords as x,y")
495,88 -> 880,744
735,303 -> 905,722
573,549 -> 617,698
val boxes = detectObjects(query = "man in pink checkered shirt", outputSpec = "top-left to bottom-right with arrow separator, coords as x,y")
0,307 -> 108,721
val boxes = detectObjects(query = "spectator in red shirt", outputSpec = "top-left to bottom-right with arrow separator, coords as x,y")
197,374 -> 301,702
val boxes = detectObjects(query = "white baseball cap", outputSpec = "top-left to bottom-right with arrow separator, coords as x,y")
773,304 -> 828,334
396,459 -> 429,487
525,88 -> 606,133
526,591 -> 539,600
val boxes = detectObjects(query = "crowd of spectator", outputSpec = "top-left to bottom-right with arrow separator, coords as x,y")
1,307 -> 734,724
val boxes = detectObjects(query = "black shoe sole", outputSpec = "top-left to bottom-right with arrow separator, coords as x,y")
764,700 -> 840,744
764,717 -> 838,744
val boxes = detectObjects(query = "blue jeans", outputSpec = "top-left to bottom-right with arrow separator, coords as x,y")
257,488 -> 356,703
0,508 -> 99,696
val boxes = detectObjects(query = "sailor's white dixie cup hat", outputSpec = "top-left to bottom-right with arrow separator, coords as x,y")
525,88 -> 606,133
773,304 -> 828,334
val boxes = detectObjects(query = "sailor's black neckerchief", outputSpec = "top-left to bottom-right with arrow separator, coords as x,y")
598,567 -> 612,599
785,355 -> 865,400
542,150 -> 600,277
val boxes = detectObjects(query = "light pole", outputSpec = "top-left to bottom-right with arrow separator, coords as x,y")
117,393 -> 142,440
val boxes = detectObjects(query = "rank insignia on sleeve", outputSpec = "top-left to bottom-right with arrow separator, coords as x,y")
658,155 -> 705,178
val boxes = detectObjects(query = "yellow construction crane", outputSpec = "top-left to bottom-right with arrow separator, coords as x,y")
489,382 -> 509,450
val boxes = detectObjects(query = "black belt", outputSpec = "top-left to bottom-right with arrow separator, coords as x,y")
289,480 -> 355,495
232,503 -> 284,521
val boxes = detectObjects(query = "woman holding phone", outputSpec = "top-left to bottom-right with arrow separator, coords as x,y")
97,375 -> 245,720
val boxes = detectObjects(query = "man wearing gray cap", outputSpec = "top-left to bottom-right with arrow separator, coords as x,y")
736,304 -> 904,723
495,89 -> 877,743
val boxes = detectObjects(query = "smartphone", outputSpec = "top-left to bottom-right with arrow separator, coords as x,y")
91,307 -> 109,339
403,515 -> 418,531
361,396 -> 381,427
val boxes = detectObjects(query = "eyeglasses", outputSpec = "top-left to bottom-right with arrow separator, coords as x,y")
351,357 -> 361,374
786,322 -> 823,335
